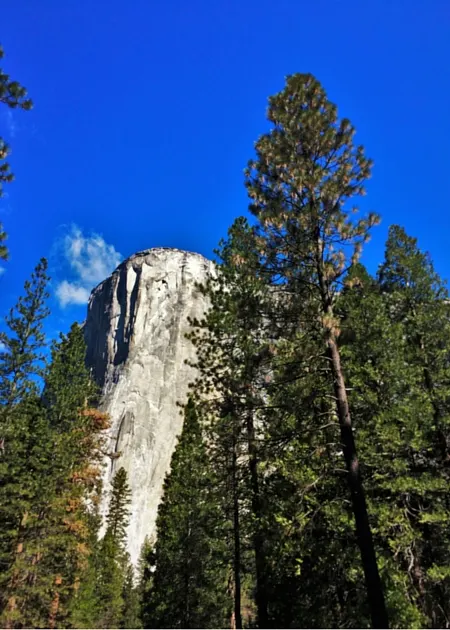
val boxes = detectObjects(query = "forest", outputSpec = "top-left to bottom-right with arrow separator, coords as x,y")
1,46 -> 450,630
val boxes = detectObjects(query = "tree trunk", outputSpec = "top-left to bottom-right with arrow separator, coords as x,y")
231,434 -> 243,630
48,587 -> 61,629
315,227 -> 388,628
327,335 -> 389,629
183,563 -> 190,629
246,411 -> 269,628
228,569 -> 237,630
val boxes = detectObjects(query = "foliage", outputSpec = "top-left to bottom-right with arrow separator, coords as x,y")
0,268 -> 106,627
0,44 -> 33,259
94,467 -> 132,629
141,400 -> 230,629
242,73 -> 387,627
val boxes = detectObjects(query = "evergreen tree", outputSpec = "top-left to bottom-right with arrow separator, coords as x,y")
327,246 -> 450,628
187,218 -> 277,628
142,400 -> 230,629
95,467 -> 132,629
0,258 -> 49,405
39,324 -> 106,628
105,467 -> 132,544
68,515 -> 102,630
0,288 -> 107,627
243,73 -> 388,627
120,563 -> 142,629
136,536 -> 154,616
260,333 -> 360,628
0,260 -> 50,627
337,262 -> 428,627
375,227 -> 450,627
0,44 -> 33,259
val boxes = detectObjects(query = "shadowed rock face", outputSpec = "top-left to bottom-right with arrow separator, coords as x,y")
84,248 -> 214,566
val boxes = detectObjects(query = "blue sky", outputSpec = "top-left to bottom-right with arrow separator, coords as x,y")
1,0 -> 450,336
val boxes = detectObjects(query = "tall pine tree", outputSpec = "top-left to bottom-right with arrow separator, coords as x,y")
376,226 -> 450,626
142,400 -> 230,629
40,323 -> 106,628
0,259 -> 50,627
95,467 -> 132,629
243,73 -> 388,627
187,218 -> 277,628
0,274 -> 108,627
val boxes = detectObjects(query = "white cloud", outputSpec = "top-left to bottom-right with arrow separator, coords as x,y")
0,341 -> 6,352
0,266 -> 5,276
63,225 -> 122,284
55,225 -> 122,308
55,280 -> 91,308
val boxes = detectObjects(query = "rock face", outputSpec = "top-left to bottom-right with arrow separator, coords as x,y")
84,248 -> 214,566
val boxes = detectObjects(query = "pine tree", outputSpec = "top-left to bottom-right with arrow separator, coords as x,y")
259,333 -> 360,628
0,44 -> 33,259
375,226 -> 450,627
39,323 -> 106,628
327,244 -> 450,628
136,536 -> 154,616
95,467 -> 132,629
336,262 -> 428,627
120,563 -> 142,629
142,400 -> 230,629
68,518 -> 101,630
0,259 -> 50,627
0,400 -> 55,628
0,258 -> 49,405
104,467 -> 132,544
0,292 -> 107,628
243,73 -> 388,628
187,218 -> 277,628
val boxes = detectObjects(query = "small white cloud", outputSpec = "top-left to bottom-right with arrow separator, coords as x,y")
0,341 -> 6,352
63,225 -> 122,285
55,224 -> 122,308
55,280 -> 91,308
0,266 -> 5,276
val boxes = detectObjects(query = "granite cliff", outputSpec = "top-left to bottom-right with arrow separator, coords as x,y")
84,247 -> 214,566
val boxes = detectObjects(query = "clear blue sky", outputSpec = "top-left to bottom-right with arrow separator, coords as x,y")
1,0 -> 450,335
